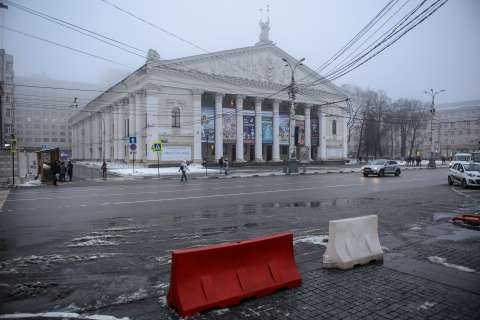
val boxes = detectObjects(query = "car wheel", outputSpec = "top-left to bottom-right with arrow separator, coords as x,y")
461,179 -> 468,189
395,169 -> 401,177
363,173 -> 369,177
448,176 -> 453,185
378,170 -> 385,177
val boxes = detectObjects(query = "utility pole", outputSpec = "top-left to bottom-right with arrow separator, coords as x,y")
424,88 -> 445,168
282,57 -> 305,174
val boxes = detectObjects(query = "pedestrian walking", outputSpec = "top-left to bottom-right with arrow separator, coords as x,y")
224,158 -> 228,175
67,161 -> 73,181
59,162 -> 66,182
179,160 -> 188,182
52,160 -> 60,186
101,161 -> 107,179
218,156 -> 224,174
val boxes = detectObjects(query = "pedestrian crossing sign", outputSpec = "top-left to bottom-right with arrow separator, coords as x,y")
151,141 -> 163,153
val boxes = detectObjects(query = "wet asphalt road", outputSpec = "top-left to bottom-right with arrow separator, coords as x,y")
1,168 -> 480,319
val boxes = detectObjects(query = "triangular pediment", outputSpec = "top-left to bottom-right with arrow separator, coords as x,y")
161,44 -> 342,95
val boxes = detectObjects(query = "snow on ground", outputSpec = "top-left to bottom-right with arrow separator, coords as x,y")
427,256 -> 476,272
16,180 -> 41,187
418,301 -> 437,311
0,312 -> 129,320
154,255 -> 171,266
294,235 -> 329,246
114,288 -> 148,305
110,164 -> 217,177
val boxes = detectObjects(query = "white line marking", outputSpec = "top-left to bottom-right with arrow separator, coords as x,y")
113,187 -> 315,205
327,183 -> 363,188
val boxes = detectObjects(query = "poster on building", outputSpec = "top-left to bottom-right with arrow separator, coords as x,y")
161,146 -> 192,161
279,113 -> 289,145
201,106 -> 215,143
222,108 -> 236,143
243,114 -> 255,144
262,116 -> 273,144
311,118 -> 319,146
296,120 -> 305,145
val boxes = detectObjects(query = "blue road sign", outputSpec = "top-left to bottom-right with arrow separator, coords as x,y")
129,136 -> 137,144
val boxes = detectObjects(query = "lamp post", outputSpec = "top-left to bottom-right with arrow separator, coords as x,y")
282,57 -> 305,173
423,89 -> 445,168
201,115 -> 209,176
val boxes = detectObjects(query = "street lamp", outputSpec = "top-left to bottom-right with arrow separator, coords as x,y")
423,88 -> 445,168
282,57 -> 305,173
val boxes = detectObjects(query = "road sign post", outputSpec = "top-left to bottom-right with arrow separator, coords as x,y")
151,141 -> 163,178
129,137 -> 137,175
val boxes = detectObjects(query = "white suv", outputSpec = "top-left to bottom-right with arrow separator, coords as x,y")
448,162 -> 480,188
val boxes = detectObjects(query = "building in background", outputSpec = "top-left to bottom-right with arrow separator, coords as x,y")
424,100 -> 480,157
69,22 -> 349,164
0,49 -> 15,146
14,75 -> 98,158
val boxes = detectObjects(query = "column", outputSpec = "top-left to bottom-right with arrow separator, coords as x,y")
80,120 -> 85,159
343,115 -> 348,159
317,107 -> 327,161
113,104 -> 120,160
272,99 -> 280,161
215,93 -> 224,160
255,97 -> 263,161
104,107 -> 112,161
235,95 -> 245,162
145,87 -> 160,161
192,89 -> 203,162
86,116 -> 92,159
71,124 -> 76,159
304,104 -> 312,161
119,100 -> 127,161
135,90 -> 145,161
94,113 -> 102,160
129,94 -> 136,161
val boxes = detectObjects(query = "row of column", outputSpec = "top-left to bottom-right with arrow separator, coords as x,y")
191,92 -> 333,163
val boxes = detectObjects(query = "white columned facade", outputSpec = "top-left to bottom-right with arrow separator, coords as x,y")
215,93 -> 224,160
317,107 -> 327,161
272,99 -> 280,161
304,104 -> 312,161
235,95 -> 245,162
254,97 -> 263,161
192,89 -> 203,162
135,90 -> 145,161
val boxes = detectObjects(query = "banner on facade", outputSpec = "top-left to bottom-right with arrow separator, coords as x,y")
161,146 -> 192,161
262,116 -> 273,144
296,120 -> 305,145
311,118 -> 319,146
201,106 -> 215,143
279,113 -> 289,145
243,114 -> 255,144
223,108 -> 236,143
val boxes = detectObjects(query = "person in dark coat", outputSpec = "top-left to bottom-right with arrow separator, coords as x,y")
59,162 -> 66,182
179,160 -> 188,182
52,160 -> 60,186
101,161 -> 107,179
67,161 -> 73,181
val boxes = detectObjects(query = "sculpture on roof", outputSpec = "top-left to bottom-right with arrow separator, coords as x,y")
147,49 -> 160,62
256,5 -> 274,46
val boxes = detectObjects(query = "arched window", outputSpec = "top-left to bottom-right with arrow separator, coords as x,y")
332,119 -> 337,135
171,108 -> 180,128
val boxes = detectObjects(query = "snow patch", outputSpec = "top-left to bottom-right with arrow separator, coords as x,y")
71,235 -> 123,242
158,296 -> 167,307
0,313 -> 129,320
114,288 -> 148,305
212,308 -> 230,315
155,255 -> 171,265
427,256 -> 475,272
408,226 -> 422,231
294,235 -> 328,246
17,180 -> 41,187
153,282 -> 169,289
418,301 -> 436,310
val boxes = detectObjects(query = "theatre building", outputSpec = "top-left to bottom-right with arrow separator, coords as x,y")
69,21 -> 349,164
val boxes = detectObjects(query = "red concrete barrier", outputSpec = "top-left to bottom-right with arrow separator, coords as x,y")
167,232 -> 301,317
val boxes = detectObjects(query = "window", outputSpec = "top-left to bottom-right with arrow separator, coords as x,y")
171,108 -> 181,128
332,119 -> 337,135
60,138 -> 66,142
5,95 -> 10,103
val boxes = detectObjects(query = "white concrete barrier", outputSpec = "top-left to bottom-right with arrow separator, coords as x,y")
322,215 -> 383,270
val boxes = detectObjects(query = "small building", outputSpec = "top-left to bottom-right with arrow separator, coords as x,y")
69,21 -> 349,164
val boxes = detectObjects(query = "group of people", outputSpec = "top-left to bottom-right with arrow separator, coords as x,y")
405,156 -> 423,167
52,160 -> 73,186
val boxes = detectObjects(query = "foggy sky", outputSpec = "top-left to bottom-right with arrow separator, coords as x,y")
3,0 -> 480,104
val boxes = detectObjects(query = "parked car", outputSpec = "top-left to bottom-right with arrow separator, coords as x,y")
448,162 -> 480,188
449,152 -> 472,167
361,160 -> 401,177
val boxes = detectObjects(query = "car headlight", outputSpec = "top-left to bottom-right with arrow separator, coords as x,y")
373,167 -> 378,170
